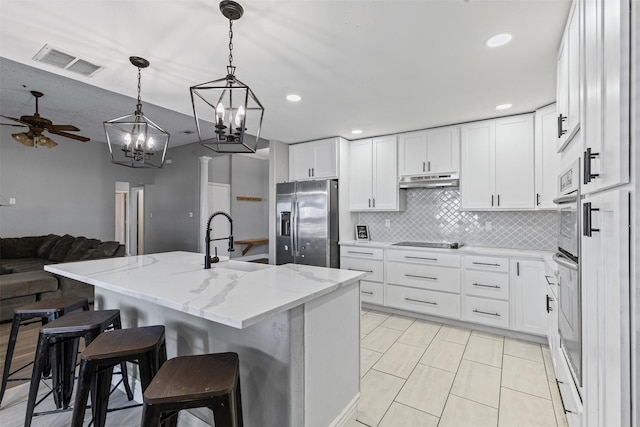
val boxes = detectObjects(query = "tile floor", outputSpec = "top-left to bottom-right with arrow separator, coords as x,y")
352,309 -> 569,427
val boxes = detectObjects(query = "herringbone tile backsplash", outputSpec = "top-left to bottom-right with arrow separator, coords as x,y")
358,189 -> 557,251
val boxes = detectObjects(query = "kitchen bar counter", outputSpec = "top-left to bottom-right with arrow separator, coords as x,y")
46,252 -> 364,427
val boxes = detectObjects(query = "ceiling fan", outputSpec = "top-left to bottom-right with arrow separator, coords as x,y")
0,90 -> 90,148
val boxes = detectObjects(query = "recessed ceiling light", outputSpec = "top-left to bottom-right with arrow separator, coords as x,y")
351,129 -> 363,135
495,103 -> 513,110
486,33 -> 513,48
286,94 -> 302,102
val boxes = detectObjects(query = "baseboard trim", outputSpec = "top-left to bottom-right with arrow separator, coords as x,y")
330,393 -> 360,427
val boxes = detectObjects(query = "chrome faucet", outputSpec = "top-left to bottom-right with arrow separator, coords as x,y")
204,211 -> 235,269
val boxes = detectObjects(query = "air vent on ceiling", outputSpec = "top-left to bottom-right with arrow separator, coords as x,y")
33,44 -> 104,77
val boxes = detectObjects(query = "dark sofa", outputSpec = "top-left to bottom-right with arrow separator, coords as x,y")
0,234 -> 125,321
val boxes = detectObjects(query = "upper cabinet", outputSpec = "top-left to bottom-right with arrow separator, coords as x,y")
289,138 -> 339,181
349,135 -> 405,211
398,126 -> 459,176
534,104 -> 561,209
581,0 -> 630,194
460,114 -> 534,210
556,0 -> 581,151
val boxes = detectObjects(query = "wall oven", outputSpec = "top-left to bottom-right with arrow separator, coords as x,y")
552,159 -> 582,388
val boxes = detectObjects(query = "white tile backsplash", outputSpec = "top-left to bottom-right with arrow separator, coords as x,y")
358,189 -> 557,251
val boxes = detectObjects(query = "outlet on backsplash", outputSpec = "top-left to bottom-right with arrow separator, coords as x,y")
485,221 -> 492,231
385,219 -> 390,227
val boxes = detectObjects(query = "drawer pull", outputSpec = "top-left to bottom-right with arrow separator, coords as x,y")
555,380 -> 575,414
472,282 -> 500,289
544,275 -> 556,286
347,251 -> 374,255
348,268 -> 373,273
472,309 -> 500,317
405,274 -> 437,281
472,261 -> 501,267
404,297 -> 437,306
361,291 -> 374,295
405,256 -> 438,261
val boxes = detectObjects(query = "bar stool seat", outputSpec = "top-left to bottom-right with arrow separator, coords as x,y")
141,352 -> 243,427
71,325 -> 167,427
24,309 -> 133,427
0,297 -> 89,407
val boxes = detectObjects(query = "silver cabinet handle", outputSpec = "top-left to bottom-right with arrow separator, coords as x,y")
361,290 -> 374,295
347,251 -> 374,255
472,282 -> 500,289
472,262 -> 500,267
405,297 -> 437,305
348,268 -> 373,273
405,256 -> 438,261
405,273 -> 437,281
473,309 -> 500,317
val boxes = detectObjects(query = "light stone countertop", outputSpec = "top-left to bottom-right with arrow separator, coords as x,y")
45,251 -> 364,329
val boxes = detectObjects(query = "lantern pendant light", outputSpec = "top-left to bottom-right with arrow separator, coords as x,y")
190,0 -> 264,153
104,56 -> 170,168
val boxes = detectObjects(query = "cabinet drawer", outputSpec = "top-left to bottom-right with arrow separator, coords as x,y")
464,270 -> 509,300
386,285 -> 460,319
340,246 -> 384,260
554,352 -> 583,418
360,280 -> 383,305
464,255 -> 510,272
341,257 -> 383,283
464,296 -> 510,329
387,249 -> 460,268
387,262 -> 460,293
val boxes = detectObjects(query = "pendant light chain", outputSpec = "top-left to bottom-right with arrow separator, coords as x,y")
136,66 -> 143,115
228,19 -> 234,74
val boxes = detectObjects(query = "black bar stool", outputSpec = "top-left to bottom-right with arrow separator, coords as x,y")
141,352 -> 243,427
71,325 -> 167,427
0,297 -> 89,407
23,309 -> 134,427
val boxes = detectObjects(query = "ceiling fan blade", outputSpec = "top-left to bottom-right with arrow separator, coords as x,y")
0,114 -> 29,125
50,124 -> 81,132
48,129 -> 90,142
0,122 -> 28,128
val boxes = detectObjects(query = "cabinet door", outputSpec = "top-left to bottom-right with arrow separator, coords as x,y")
348,139 -> 373,210
426,126 -> 459,174
311,138 -> 338,179
289,143 -> 313,180
372,135 -> 399,210
581,190 -> 630,427
494,115 -> 534,210
398,131 -> 427,176
535,104 -> 561,209
460,120 -> 494,209
556,33 -> 569,151
546,282 -> 559,372
566,1 -> 580,139
512,259 -> 547,335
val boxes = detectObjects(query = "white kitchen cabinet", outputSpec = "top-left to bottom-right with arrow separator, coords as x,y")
462,255 -> 510,329
556,0 -> 580,151
581,0 -> 630,194
460,114 -> 534,210
340,245 -> 385,306
534,104 -> 561,209
348,136 -> 405,211
289,137 -> 338,181
512,259 -> 547,336
581,190 -> 631,427
545,274 -> 559,373
398,126 -> 459,176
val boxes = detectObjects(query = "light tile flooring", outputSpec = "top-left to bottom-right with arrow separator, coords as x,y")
352,309 -> 569,427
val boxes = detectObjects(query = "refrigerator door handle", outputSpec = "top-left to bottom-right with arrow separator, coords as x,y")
293,201 -> 301,256
290,200 -> 296,256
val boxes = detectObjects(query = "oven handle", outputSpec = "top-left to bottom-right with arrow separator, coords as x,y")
552,194 -> 578,205
552,253 -> 578,271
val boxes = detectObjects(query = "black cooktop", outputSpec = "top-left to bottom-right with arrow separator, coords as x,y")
392,242 -> 462,249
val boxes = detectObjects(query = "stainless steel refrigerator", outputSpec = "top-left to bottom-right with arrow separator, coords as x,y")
276,179 -> 339,267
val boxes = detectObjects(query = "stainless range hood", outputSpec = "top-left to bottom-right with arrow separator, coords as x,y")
399,173 -> 459,189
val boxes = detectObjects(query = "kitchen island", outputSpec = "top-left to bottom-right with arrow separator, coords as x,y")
45,251 -> 364,427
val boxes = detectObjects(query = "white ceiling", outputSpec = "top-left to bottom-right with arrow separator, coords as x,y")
0,0 -> 570,148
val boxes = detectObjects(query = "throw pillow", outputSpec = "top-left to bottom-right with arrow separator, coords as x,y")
37,234 -> 61,259
48,234 -> 75,262
64,237 -> 100,262
90,241 -> 121,258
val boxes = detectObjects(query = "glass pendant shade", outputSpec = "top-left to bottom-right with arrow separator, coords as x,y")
104,112 -> 168,168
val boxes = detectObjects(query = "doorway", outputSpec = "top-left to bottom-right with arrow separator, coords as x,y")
207,183 -> 231,259
130,187 -> 145,255
115,182 -> 130,253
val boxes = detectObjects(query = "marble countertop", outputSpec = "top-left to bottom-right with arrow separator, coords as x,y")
45,251 -> 365,329
339,240 -> 553,260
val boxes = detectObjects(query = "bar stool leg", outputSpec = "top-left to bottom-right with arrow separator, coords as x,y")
141,403 -> 162,427
61,337 -> 80,408
0,314 -> 21,405
236,375 -> 244,427
24,333 -> 49,427
92,365 -> 114,427
70,358 -> 94,427
110,317 -> 134,401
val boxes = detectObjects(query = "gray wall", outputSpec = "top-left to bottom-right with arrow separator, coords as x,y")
0,126 -> 154,240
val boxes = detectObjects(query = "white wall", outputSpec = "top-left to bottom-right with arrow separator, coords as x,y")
268,140 -> 290,264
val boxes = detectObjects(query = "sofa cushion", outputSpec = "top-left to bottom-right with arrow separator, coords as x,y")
81,241 -> 121,260
0,271 -> 58,300
64,237 -> 100,262
0,236 -> 45,259
48,234 -> 75,262
37,234 -> 61,259
0,258 -> 53,273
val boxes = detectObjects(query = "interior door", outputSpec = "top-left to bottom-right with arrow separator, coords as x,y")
207,183 -> 231,259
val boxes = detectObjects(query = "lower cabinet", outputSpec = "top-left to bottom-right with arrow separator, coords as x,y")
512,259 -> 547,335
386,285 -> 461,319
340,245 -> 385,306
462,255 -> 510,328
464,296 -> 510,329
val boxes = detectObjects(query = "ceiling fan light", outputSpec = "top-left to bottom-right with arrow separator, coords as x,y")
12,132 -> 34,147
37,135 -> 58,148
